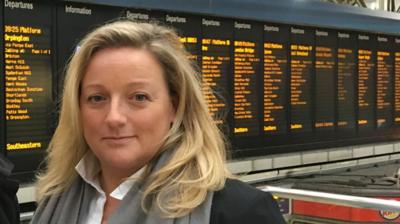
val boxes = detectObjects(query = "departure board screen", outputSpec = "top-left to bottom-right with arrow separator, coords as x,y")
263,24 -> 288,135
315,29 -> 336,131
4,1 -> 53,179
3,0 -> 400,165
395,38 -> 400,125
0,4 -> 3,155
290,27 -> 314,133
57,3 -> 121,92
337,32 -> 357,132
233,21 -> 262,136
165,13 -> 200,63
201,17 -> 232,126
358,34 -> 376,130
376,36 -> 393,129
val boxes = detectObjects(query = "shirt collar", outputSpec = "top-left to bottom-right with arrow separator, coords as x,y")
75,152 -> 143,200
75,152 -> 103,194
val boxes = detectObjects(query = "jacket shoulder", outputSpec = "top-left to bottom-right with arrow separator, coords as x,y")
0,156 -> 19,224
210,179 -> 285,224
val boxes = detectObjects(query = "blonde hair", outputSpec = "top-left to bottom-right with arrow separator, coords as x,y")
36,20 -> 231,218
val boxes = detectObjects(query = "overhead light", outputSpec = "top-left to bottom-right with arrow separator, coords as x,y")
370,2 -> 377,10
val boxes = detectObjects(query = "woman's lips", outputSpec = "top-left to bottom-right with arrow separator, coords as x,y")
102,136 -> 135,145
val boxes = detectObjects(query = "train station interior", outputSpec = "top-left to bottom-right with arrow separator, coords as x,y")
2,0 -> 400,223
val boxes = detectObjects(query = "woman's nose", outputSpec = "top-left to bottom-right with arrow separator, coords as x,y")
104,99 -> 127,128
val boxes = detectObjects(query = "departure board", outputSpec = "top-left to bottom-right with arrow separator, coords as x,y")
376,36 -> 393,129
395,38 -> 400,125
201,17 -> 232,126
263,24 -> 288,135
358,34 -> 376,130
165,13 -> 200,64
0,4 -> 3,155
57,3 -> 121,93
315,29 -> 336,131
233,21 -> 262,136
290,27 -> 314,133
337,32 -> 357,132
3,0 -> 400,167
4,1 -> 53,179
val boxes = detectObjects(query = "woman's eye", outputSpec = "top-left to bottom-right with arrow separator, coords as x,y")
133,93 -> 148,102
87,95 -> 105,103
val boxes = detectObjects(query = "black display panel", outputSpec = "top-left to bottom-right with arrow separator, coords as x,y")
3,1 -> 400,166
395,37 -> 400,126
56,2 -> 122,93
164,13 -> 200,64
315,29 -> 336,131
357,33 -> 376,131
263,24 -> 289,136
376,35 -> 393,129
290,27 -> 314,133
232,21 -> 262,137
337,31 -> 357,133
4,1 -> 53,181
0,2 -> 4,156
201,17 -> 232,127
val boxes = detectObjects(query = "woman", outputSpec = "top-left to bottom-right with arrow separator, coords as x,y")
31,20 -> 284,224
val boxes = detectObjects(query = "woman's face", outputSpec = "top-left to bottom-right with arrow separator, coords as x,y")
80,47 -> 176,175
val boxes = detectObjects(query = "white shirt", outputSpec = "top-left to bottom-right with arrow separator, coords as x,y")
75,152 -> 142,224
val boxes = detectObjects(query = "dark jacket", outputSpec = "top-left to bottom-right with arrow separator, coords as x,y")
0,154 -> 20,224
211,179 -> 285,224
